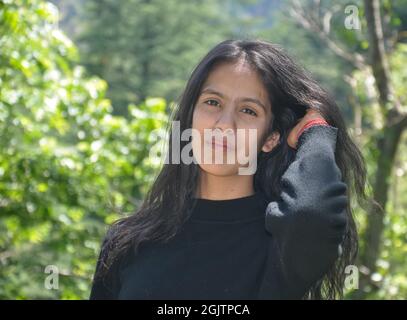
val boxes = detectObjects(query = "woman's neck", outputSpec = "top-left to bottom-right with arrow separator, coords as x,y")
195,171 -> 255,200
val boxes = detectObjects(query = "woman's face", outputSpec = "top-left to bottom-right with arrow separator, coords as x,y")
191,60 -> 280,176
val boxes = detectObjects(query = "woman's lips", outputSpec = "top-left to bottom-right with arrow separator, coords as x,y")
208,137 -> 234,151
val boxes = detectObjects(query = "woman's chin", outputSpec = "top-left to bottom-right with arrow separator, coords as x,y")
198,163 -> 240,177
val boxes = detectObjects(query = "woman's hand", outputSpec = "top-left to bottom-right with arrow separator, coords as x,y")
287,109 -> 327,149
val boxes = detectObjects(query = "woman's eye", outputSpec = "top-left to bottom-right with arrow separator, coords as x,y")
241,108 -> 257,117
204,99 -> 220,107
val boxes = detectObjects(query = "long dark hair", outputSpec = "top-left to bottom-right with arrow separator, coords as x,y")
95,39 -> 368,299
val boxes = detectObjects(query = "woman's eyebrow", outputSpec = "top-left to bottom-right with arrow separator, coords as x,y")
200,87 -> 225,98
240,97 -> 266,112
200,87 -> 267,112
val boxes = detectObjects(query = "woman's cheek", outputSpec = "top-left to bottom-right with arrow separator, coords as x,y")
239,128 -> 263,165
193,107 -> 210,128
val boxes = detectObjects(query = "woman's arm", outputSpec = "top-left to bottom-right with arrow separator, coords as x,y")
89,237 -> 120,300
265,124 -> 348,298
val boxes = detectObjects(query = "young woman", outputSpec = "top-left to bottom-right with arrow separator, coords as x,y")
90,39 -> 367,300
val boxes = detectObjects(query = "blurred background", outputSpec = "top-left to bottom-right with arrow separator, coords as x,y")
0,0 -> 406,299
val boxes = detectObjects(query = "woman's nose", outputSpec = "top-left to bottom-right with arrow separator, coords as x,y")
214,108 -> 235,132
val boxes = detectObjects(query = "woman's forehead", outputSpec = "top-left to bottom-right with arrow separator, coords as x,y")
201,62 -> 270,108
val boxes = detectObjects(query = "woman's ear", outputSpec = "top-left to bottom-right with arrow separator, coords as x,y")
262,132 -> 280,153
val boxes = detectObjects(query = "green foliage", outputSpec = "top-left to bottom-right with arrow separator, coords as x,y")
0,0 -> 167,299
1,0 -> 406,300
69,0 -> 242,115
344,43 -> 407,299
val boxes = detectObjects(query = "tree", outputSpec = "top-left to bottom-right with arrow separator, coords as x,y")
360,0 -> 406,295
63,0 -> 242,116
0,0 -> 167,298
285,0 -> 407,297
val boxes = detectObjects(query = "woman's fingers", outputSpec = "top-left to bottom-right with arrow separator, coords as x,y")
287,109 -> 326,149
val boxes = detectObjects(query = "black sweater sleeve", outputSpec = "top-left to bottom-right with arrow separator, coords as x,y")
264,124 -> 348,298
89,237 -> 120,300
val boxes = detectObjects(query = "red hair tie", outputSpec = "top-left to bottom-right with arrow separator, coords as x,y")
296,118 -> 329,141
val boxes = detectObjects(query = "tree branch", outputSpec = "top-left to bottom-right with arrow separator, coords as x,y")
364,0 -> 393,107
289,0 -> 366,70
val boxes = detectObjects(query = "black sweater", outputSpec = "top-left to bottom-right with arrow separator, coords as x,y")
90,125 -> 348,300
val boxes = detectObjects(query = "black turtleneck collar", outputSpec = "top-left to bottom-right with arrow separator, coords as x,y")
189,191 -> 269,222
